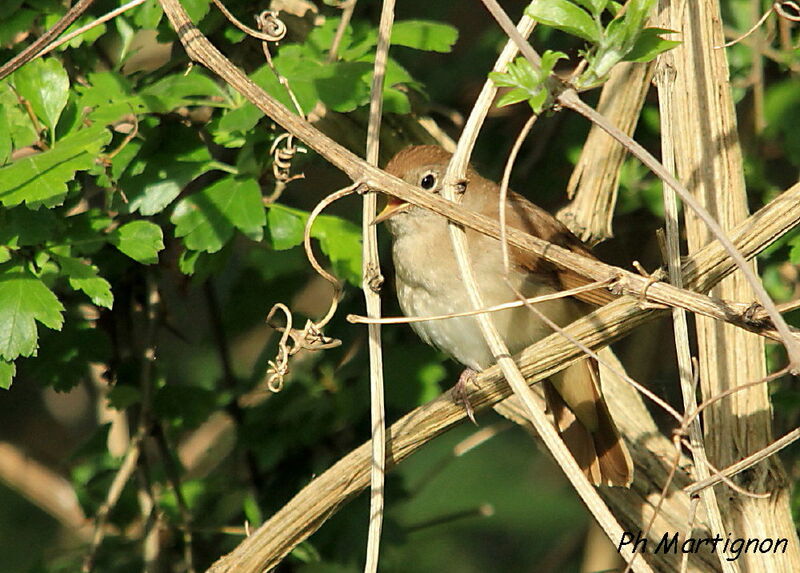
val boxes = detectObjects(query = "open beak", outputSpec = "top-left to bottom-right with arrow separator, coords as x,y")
372,197 -> 411,224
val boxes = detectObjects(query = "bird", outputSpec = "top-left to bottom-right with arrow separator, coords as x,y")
377,144 -> 633,487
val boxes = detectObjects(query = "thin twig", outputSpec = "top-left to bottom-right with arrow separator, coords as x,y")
0,0 -> 97,80
347,281 -> 613,325
499,113 -> 537,274
686,426 -> 800,495
39,0 -> 148,57
328,0 -> 357,62
362,0 -> 394,570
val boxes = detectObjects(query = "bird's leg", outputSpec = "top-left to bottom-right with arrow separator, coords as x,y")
453,368 -> 478,425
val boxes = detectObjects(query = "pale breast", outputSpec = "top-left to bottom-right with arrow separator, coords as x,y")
392,223 -> 581,371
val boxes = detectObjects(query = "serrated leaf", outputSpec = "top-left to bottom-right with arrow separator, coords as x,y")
171,177 -> 265,253
0,360 -> 14,389
0,126 -> 111,208
12,58 -> 69,133
110,221 -> 164,264
0,263 -> 64,360
624,27 -> 681,62
123,125 -> 214,215
391,20 -> 459,53
526,0 -> 602,43
54,254 -> 113,309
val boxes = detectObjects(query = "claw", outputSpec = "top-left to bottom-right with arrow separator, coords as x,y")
453,368 -> 478,425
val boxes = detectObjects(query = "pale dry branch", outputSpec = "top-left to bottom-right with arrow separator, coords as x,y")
559,61 -> 655,245
0,442 -> 89,540
658,1 -> 799,570
657,25 -> 730,571
362,0 -> 394,570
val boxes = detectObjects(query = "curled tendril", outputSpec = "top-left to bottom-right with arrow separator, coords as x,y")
270,133 -> 307,185
264,303 -> 342,392
210,0 -> 285,42
256,10 -> 288,41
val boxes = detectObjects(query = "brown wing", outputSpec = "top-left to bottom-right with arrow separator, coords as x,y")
472,182 -> 616,307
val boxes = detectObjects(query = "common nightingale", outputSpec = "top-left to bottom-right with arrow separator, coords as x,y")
378,145 -> 633,487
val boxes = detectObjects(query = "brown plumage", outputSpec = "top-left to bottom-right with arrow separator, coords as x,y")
380,145 -> 632,487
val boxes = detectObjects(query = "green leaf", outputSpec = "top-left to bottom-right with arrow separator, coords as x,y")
154,385 -> 217,429
123,124 -> 215,215
0,126 -> 111,208
275,47 -> 372,114
107,385 -> 142,409
12,58 -> 69,134
541,50 -> 569,75
572,0 -> 608,16
0,9 -> 37,47
0,360 -> 14,389
0,263 -> 64,360
0,106 -> 12,165
54,254 -> 114,309
267,205 -> 362,285
489,55 -> 563,113
314,215 -> 362,285
526,0 -> 602,43
126,161 -> 214,215
0,206 -> 59,247
110,221 -> 164,264
139,71 -> 227,113
267,206 -> 305,250
623,27 -> 680,63
789,234 -> 800,264
391,20 -> 459,53
496,88 -> 534,108
171,177 -> 265,253
27,313 -> 110,392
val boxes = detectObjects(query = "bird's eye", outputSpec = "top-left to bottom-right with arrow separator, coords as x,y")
420,173 -> 437,190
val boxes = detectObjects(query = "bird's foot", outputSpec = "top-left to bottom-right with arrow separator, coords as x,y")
453,368 -> 478,425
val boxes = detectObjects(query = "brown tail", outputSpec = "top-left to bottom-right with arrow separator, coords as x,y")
544,358 -> 633,487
